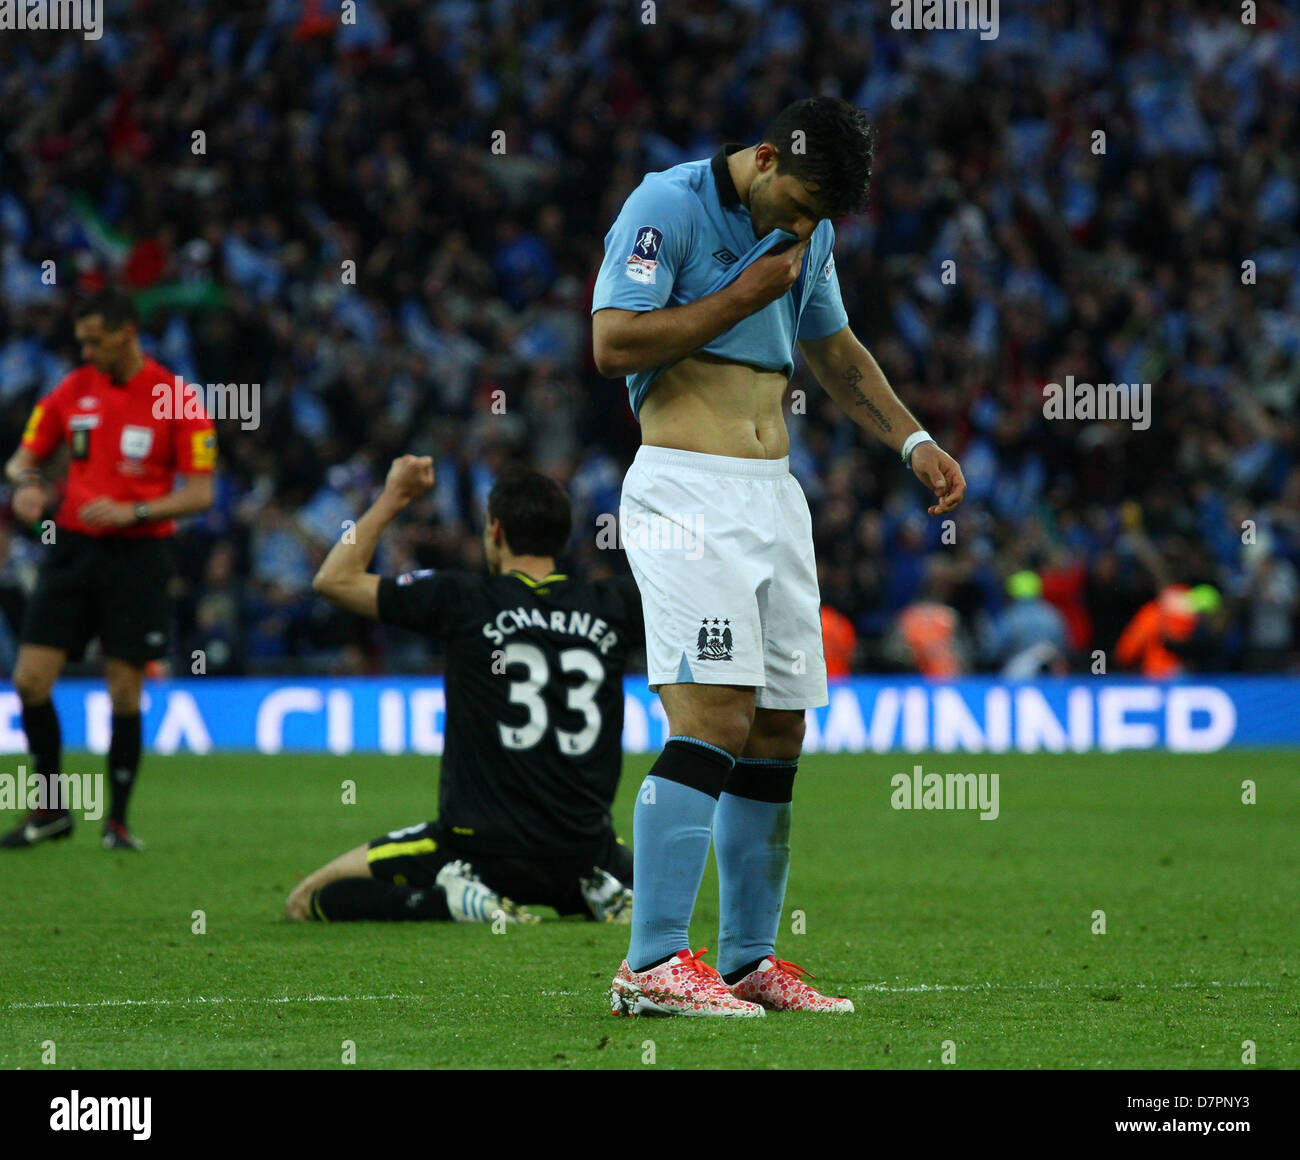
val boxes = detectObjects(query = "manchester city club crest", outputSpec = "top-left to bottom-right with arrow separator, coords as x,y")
696,617 -> 733,661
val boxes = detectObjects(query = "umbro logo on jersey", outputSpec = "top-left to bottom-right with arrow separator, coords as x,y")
696,617 -> 734,662
712,249 -> 738,266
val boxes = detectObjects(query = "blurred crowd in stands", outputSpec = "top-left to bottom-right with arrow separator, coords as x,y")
1,0 -> 1297,676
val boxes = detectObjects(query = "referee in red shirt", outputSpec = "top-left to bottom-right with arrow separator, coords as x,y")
2,290 -> 216,850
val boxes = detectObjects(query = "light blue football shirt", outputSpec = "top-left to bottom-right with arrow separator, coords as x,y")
591,143 -> 849,418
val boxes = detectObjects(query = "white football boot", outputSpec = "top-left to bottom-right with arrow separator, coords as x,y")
435,859 -> 538,924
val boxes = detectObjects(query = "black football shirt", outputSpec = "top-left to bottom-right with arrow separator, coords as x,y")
376,569 -> 644,856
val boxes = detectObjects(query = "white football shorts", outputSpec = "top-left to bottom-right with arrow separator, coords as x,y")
620,445 -> 828,710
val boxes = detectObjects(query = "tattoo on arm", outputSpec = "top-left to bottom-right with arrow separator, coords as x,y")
842,365 -> 892,432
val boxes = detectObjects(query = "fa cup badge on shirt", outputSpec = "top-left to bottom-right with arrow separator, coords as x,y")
697,617 -> 733,662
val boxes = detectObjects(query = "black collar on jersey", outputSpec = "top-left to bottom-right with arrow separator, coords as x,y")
508,570 -> 566,589
711,143 -> 748,209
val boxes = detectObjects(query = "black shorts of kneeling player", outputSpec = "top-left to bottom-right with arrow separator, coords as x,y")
365,820 -> 633,917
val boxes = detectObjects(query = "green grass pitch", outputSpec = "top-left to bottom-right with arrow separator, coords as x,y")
1,750 -> 1295,1070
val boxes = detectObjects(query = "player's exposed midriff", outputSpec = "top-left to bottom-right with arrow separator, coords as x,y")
639,353 -> 790,460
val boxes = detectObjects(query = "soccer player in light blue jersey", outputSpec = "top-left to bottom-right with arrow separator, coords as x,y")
593,98 -> 966,1017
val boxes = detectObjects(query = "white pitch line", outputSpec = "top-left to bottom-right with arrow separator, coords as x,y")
5,981 -> 1276,1011
860,980 -> 1271,994
5,993 -> 403,1012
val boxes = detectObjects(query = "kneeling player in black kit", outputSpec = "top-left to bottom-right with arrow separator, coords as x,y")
286,456 -> 642,924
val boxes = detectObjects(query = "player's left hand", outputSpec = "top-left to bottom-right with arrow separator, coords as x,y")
78,497 -> 137,528
911,443 -> 966,517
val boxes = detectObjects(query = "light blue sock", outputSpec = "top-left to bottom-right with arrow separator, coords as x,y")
627,737 -> 734,972
714,762 -> 795,978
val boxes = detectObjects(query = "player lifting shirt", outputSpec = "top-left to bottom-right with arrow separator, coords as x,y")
591,98 -> 967,1015
286,457 -> 643,924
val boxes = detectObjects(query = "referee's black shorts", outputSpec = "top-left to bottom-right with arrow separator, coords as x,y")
20,530 -> 176,663
365,821 -> 634,917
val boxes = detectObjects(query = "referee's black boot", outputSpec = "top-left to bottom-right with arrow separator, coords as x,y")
102,819 -> 146,851
0,809 -> 74,848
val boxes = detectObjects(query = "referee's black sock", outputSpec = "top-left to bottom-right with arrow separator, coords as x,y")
21,700 -> 63,815
108,712 -> 142,825
310,878 -> 450,922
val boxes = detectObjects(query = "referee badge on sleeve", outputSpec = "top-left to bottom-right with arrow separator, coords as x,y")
191,430 -> 217,470
21,403 -> 44,444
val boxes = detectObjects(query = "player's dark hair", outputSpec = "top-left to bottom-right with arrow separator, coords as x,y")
487,467 -> 572,558
761,97 -> 876,219
73,289 -> 138,330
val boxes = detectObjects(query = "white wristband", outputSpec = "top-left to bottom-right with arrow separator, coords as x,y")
901,430 -> 936,467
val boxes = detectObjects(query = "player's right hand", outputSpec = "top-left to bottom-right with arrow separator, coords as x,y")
12,483 -> 43,524
727,238 -> 810,313
384,455 -> 435,504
